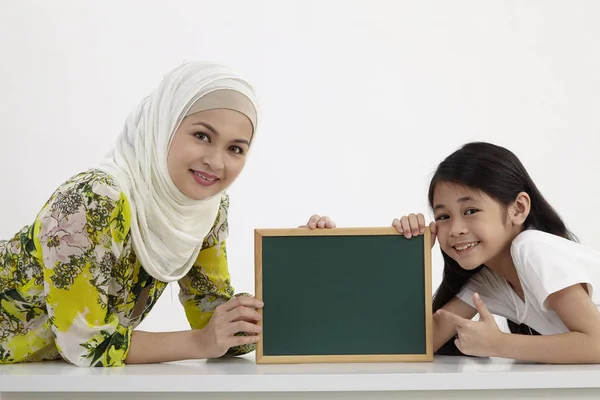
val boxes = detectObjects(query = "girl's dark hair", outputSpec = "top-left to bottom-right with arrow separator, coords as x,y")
429,141 -> 577,356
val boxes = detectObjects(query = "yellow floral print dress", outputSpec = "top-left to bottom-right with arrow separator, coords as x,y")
0,169 -> 252,367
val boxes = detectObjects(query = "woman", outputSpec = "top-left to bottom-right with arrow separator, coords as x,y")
0,61 -> 335,367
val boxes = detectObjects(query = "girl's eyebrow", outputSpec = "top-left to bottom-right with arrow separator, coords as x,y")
434,196 -> 476,210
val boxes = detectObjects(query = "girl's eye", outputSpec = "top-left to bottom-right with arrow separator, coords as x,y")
435,214 -> 449,221
194,132 -> 210,142
229,146 -> 244,155
465,208 -> 479,216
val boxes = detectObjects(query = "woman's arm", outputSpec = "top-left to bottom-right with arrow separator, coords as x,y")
177,193 -> 263,357
36,178 -> 134,367
125,330 -> 200,364
126,295 -> 263,363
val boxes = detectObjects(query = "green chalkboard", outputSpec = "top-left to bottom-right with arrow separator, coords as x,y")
254,227 -> 432,364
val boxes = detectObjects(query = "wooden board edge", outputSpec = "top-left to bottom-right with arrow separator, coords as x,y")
253,226 -> 434,364
254,227 -> 402,237
256,354 -> 432,364
254,229 -> 264,362
423,226 -> 434,359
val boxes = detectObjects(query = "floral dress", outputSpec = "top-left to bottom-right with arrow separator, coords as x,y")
0,169 -> 252,367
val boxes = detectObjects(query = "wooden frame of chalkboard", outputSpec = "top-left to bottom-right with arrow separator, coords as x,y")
254,227 -> 432,364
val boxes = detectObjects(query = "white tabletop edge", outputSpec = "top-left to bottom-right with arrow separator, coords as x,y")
3,355 -> 600,393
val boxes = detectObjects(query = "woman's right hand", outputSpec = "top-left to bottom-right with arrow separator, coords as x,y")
194,296 -> 263,359
392,213 -> 437,248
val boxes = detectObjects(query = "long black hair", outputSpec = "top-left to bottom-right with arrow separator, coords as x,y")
429,142 -> 577,356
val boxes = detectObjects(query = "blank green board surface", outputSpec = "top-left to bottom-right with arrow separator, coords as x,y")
254,227 -> 432,364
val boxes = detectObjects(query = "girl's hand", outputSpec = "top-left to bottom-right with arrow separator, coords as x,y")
299,214 -> 336,229
195,296 -> 263,359
437,293 -> 505,357
392,213 -> 437,248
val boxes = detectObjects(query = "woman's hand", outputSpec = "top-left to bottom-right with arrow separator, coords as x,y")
391,213 -> 437,248
299,214 -> 336,229
194,296 -> 263,359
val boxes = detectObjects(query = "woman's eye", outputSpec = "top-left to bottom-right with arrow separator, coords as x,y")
465,208 -> 479,215
194,132 -> 210,141
230,146 -> 244,155
435,214 -> 449,221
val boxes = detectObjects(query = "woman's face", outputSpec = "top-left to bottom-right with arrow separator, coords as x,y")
167,108 -> 253,200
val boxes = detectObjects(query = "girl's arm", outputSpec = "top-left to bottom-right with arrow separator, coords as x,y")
433,297 -> 477,352
494,283 -> 600,364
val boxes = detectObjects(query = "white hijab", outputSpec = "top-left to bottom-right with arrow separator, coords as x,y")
98,61 -> 258,282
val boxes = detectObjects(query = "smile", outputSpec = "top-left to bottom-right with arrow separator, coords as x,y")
191,170 -> 220,187
453,241 -> 480,252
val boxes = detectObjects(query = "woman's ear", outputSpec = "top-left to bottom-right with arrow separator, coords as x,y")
509,191 -> 531,225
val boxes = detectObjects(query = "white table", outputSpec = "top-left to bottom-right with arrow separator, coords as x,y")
2,354 -> 600,399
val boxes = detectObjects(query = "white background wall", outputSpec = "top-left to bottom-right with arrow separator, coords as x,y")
0,0 -> 599,333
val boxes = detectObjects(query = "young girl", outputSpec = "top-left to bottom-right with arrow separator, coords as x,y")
393,141 -> 600,364
0,61 -> 334,367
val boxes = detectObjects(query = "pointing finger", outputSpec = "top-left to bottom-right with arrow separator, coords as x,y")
437,309 -> 469,328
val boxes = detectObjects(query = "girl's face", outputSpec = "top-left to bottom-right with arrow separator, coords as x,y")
167,108 -> 253,200
432,182 -> 528,271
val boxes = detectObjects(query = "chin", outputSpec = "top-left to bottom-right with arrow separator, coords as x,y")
459,262 -> 482,271
190,191 -> 216,201
444,254 -> 480,271
195,186 -> 224,200
180,179 -> 223,200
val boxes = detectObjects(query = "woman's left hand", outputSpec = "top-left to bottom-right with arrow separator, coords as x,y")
437,293 -> 505,357
299,214 -> 336,229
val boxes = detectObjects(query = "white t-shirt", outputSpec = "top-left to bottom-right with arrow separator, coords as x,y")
457,230 -> 600,335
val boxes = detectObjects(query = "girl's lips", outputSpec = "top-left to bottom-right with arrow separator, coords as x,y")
452,241 -> 480,257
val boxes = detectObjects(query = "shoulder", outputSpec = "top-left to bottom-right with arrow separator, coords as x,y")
202,192 -> 230,248
45,169 -> 123,206
35,169 -> 132,243
510,229 -> 583,268
510,229 -> 600,308
511,229 -> 568,251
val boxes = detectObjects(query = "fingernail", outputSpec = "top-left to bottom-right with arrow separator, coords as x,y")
474,293 -> 480,300
420,228 -> 425,233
